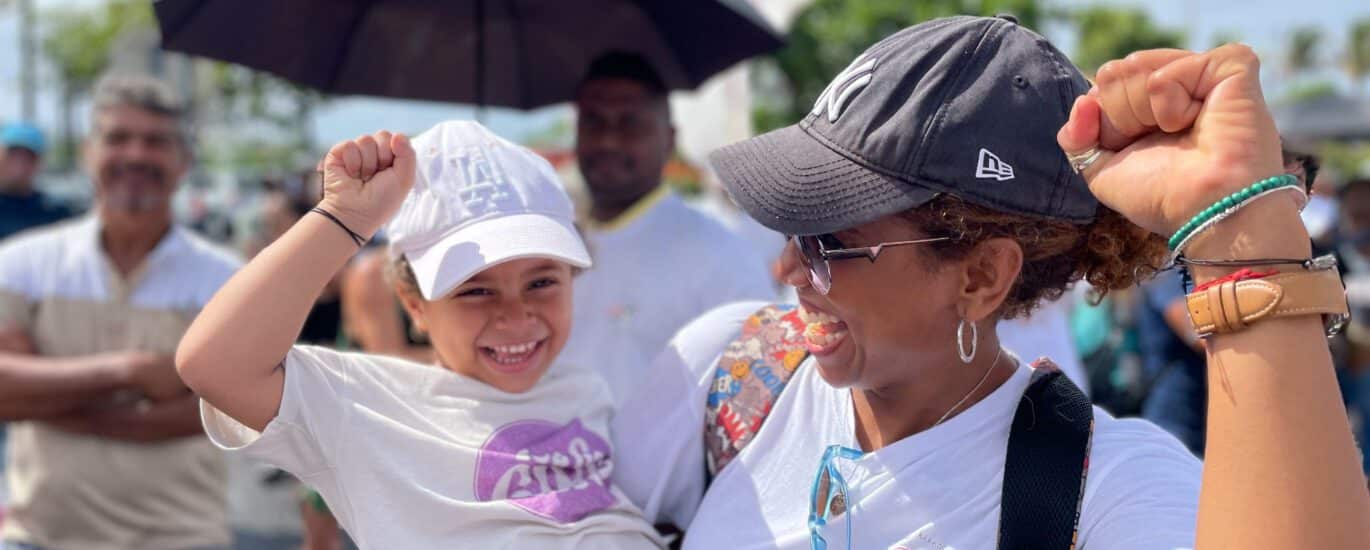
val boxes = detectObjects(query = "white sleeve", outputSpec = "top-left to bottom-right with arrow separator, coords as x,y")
200,345 -> 354,477
612,300 -> 769,529
1079,415 -> 1202,550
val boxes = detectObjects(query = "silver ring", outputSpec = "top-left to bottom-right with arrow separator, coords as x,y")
1067,147 -> 1103,174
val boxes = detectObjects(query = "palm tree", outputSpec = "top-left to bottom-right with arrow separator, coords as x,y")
1287,27 -> 1322,78
1349,19 -> 1370,96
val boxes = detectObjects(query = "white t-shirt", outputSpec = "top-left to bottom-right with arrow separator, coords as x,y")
614,301 -> 1202,550
563,189 -> 775,407
0,216 -> 239,549
201,346 -> 663,550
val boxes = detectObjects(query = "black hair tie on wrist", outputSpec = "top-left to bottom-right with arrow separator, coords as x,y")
310,207 -> 367,247
1173,256 -> 1313,268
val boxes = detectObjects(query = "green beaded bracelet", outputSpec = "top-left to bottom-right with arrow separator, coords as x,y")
1167,174 -> 1300,251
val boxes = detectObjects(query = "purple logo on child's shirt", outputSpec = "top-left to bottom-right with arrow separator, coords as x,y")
473,419 -> 616,523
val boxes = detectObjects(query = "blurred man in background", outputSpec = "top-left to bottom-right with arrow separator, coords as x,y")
0,121 -> 75,526
0,123 -> 72,242
562,52 -> 773,407
0,74 -> 237,550
1333,175 -> 1370,477
1335,178 -> 1370,275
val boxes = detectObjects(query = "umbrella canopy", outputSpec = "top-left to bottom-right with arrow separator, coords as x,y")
1274,94 -> 1370,143
154,0 -> 783,109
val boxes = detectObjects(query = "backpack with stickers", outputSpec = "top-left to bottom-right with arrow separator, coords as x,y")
703,304 -> 1095,550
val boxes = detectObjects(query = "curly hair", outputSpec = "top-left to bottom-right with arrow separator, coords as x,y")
900,195 -> 1167,319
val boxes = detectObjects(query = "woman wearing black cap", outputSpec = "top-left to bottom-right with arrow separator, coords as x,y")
612,15 -> 1369,550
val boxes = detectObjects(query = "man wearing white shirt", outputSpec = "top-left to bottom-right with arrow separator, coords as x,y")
0,75 -> 236,550
564,52 -> 774,407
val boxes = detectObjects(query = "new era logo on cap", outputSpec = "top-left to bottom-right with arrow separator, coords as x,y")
811,53 -> 878,122
975,148 -> 1015,181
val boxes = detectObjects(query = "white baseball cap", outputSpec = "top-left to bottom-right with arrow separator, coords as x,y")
385,121 -> 592,300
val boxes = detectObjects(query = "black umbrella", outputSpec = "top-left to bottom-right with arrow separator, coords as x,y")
1274,94 -> 1370,143
153,0 -> 783,109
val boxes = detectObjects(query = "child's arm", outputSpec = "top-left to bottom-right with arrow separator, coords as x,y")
177,132 -> 415,431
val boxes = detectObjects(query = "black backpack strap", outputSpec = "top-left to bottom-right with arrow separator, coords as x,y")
998,360 -> 1095,550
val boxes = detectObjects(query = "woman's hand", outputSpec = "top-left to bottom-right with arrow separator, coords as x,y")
1057,45 -> 1286,237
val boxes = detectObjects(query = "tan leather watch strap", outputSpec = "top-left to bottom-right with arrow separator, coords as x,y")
1185,268 -> 1349,337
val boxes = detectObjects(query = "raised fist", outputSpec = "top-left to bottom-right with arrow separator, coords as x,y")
1058,44 -> 1286,236
317,131 -> 417,240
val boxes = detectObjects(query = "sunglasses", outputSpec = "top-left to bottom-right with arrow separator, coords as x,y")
790,234 -> 952,295
809,444 -> 865,550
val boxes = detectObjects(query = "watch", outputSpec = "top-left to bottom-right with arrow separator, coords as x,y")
1185,255 -> 1350,338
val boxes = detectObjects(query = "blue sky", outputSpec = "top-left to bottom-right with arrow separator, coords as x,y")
1,0 -> 1367,146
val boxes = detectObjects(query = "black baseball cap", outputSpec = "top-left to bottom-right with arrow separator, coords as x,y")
710,15 -> 1096,236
